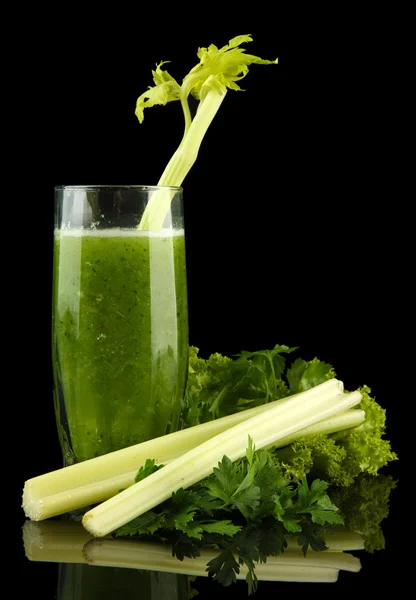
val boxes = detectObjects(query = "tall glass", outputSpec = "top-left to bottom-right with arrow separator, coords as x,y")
52,185 -> 188,465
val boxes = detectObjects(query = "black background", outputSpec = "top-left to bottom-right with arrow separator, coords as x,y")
11,11 -> 400,599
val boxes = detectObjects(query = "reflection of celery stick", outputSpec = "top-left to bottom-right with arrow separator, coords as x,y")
85,538 -> 361,579
22,520 -> 364,585
286,527 -> 365,552
85,538 -> 339,582
22,520 -> 92,564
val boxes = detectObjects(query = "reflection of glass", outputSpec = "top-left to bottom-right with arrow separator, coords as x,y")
53,186 -> 189,465
23,520 -> 190,599
56,564 -> 189,600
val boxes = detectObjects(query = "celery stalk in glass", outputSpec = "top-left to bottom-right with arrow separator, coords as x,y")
134,35 -> 278,231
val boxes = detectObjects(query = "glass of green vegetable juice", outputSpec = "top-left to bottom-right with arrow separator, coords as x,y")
52,185 -> 188,465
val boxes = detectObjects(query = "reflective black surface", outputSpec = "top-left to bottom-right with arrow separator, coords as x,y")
13,16 -> 400,599
17,502 -> 400,599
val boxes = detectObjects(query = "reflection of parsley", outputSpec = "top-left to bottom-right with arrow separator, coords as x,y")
117,438 -> 343,594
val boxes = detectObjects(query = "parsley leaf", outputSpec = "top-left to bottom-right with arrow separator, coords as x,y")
286,357 -> 335,394
117,438 -> 345,591
134,458 -> 164,483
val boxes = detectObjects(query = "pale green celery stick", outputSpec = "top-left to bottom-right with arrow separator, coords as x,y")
82,387 -> 362,537
158,79 -> 227,187
22,379 -> 340,521
84,538 -> 362,581
138,83 -> 227,232
331,421 -> 367,442
135,35 -> 278,231
268,409 -> 366,449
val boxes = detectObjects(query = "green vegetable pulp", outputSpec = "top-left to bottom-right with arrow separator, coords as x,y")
52,228 -> 188,464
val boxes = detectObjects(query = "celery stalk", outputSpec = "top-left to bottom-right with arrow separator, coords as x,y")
134,35 -> 278,231
137,88 -> 228,231
22,397 -> 276,521
270,408 -> 366,449
22,380 -> 340,521
158,87 -> 228,187
82,386 -> 362,537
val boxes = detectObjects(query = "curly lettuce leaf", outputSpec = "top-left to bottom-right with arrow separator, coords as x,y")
336,385 -> 398,476
274,435 -> 353,487
273,384 -> 397,487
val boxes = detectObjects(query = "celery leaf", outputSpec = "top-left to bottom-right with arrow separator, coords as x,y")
135,62 -> 181,123
187,34 -> 278,99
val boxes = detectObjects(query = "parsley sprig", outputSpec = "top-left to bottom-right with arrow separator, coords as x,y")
116,438 -> 343,593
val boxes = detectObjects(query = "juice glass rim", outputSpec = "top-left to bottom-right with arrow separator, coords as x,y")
55,185 -> 183,192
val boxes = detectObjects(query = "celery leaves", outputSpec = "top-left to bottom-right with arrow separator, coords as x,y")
134,35 -> 278,230
135,62 -> 181,124
183,34 -> 278,100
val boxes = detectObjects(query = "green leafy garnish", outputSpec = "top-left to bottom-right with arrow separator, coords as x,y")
182,344 -> 301,426
116,438 -> 343,593
113,346 -> 395,592
134,458 -> 164,483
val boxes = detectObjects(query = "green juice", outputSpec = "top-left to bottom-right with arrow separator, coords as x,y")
52,228 -> 188,464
